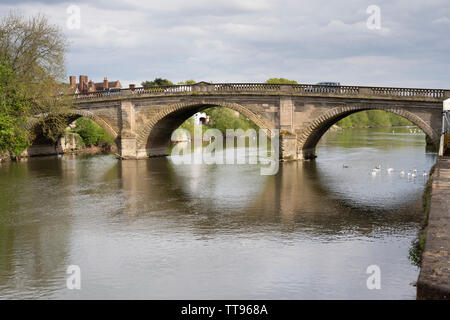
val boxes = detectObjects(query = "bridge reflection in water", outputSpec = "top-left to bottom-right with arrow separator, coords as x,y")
0,127 -> 436,299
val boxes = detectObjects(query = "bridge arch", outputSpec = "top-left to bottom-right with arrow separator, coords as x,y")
135,100 -> 276,157
297,106 -> 440,159
27,109 -> 118,141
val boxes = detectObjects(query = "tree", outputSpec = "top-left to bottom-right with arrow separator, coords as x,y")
337,110 -> 412,128
0,12 -> 73,154
0,13 -> 67,80
265,78 -> 298,84
389,113 -> 412,126
141,78 -> 174,88
177,80 -> 196,85
0,60 -> 29,158
367,110 -> 391,127
204,107 -> 259,133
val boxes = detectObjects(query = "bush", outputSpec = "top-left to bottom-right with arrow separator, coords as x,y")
73,118 -> 114,147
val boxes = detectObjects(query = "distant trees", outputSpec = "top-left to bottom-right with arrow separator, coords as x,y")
205,107 -> 259,133
142,78 -> 198,87
265,78 -> 298,84
179,107 -> 259,136
0,12 -> 73,159
337,110 -> 412,128
141,78 -> 174,88
177,80 -> 196,85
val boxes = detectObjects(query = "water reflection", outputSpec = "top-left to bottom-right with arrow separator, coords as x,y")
0,127 -> 436,299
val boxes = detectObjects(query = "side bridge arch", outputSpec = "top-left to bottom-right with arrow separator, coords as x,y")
26,109 -> 119,140
297,106 -> 440,159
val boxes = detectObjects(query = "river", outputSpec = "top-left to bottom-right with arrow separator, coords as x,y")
0,126 -> 437,299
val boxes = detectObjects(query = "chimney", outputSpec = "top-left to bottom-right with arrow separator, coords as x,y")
103,77 -> 108,90
79,75 -> 88,92
69,76 -> 76,88
129,84 -> 135,89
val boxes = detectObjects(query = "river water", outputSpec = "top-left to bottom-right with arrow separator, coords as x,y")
0,127 -> 437,299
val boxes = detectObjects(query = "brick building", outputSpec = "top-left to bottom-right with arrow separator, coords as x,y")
69,75 -> 122,93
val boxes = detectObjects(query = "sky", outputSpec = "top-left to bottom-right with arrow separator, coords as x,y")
0,0 -> 449,88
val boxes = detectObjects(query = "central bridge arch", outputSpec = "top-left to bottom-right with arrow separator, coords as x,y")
135,100 -> 276,157
297,106 -> 440,159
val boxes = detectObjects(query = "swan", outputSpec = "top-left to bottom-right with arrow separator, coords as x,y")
387,167 -> 394,173
371,170 -> 377,176
423,171 -> 428,177
400,170 -> 405,176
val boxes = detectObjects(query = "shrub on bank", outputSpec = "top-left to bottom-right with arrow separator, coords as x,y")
72,118 -> 114,149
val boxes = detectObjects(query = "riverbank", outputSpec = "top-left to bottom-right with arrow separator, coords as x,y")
0,151 -> 10,163
1,145 -> 115,162
66,145 -> 116,156
417,156 -> 450,299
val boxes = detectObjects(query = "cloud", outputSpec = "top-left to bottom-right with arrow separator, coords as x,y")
0,0 -> 448,88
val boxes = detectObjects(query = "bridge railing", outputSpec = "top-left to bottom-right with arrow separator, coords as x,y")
366,87 -> 445,99
213,83 -> 282,92
292,84 -> 360,94
74,83 -> 448,101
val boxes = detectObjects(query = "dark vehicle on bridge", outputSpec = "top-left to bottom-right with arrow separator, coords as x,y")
316,82 -> 341,86
313,82 -> 341,93
103,87 -> 122,97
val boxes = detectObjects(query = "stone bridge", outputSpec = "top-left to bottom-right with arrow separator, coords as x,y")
28,82 -> 450,160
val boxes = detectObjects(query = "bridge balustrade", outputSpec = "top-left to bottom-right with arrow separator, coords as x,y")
74,83 -> 448,101
369,87 -> 445,98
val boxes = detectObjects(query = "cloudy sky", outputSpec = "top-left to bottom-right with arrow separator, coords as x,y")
1,0 -> 449,88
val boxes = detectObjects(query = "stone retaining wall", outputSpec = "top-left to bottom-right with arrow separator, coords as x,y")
417,157 -> 450,299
